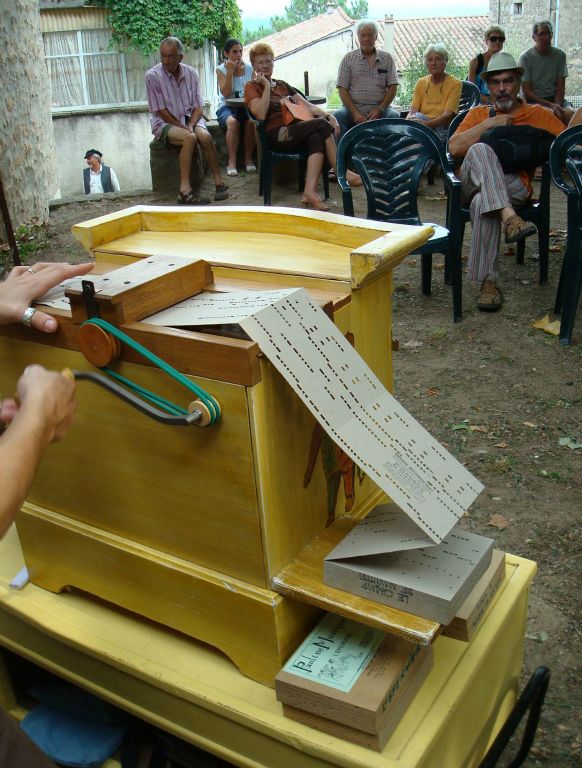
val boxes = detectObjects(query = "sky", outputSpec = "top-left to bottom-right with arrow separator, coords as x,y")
237,0 -> 489,26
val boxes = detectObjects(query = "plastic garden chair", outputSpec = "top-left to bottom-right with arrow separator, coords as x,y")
549,124 -> 582,345
337,118 -> 464,322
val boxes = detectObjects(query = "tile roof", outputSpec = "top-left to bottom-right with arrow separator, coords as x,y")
243,7 -> 353,60
390,16 -> 489,70
244,10 -> 490,71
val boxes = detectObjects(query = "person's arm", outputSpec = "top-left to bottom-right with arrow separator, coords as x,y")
448,113 -> 513,157
295,93 -> 340,137
421,109 -> 456,129
0,366 -> 77,539
467,56 -> 478,84
366,84 -> 397,120
0,262 -> 94,332
217,61 -> 236,98
110,168 -> 121,193
188,106 -> 204,129
156,107 -> 185,129
337,87 -> 365,124
554,75 -> 566,107
245,75 -> 271,121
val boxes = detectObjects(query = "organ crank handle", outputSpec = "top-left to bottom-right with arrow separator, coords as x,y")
61,368 -> 214,427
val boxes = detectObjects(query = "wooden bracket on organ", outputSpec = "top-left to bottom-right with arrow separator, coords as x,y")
65,254 -> 213,325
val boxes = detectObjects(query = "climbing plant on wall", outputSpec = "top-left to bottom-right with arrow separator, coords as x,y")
103,0 -> 242,55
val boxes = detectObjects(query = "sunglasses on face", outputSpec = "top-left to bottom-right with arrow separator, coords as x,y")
489,36 -> 505,42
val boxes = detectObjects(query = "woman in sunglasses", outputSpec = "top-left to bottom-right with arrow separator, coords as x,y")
468,26 -> 506,104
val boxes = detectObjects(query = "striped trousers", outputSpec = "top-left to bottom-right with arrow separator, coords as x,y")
458,143 -> 529,282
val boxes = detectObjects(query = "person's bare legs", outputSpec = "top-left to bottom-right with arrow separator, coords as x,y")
166,126 -> 198,196
324,135 -> 361,187
194,125 -> 225,186
225,115 -> 240,171
243,119 -> 257,168
302,152 -> 327,209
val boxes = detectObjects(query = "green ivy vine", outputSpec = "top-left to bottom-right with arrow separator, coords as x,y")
103,0 -> 242,55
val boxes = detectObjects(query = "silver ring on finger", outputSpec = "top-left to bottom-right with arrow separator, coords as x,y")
27,267 -> 35,274
21,307 -> 37,327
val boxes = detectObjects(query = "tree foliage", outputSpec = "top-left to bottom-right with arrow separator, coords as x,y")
243,0 -> 368,45
104,0 -> 242,55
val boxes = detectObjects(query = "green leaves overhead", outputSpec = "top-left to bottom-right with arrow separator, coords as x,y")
104,0 -> 242,55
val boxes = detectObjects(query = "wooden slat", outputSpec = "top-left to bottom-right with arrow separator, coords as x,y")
272,517 -> 441,646
0,312 -> 262,387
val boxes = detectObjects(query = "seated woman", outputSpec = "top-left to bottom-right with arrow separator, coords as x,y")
407,44 -> 462,143
467,25 -> 506,104
244,42 -> 360,211
216,38 -> 257,176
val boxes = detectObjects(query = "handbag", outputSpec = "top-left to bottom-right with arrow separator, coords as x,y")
480,107 -> 555,173
280,95 -> 314,125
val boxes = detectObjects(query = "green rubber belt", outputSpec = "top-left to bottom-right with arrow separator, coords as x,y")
81,317 -> 220,424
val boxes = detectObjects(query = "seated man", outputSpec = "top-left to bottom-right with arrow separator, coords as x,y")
334,19 -> 399,138
518,20 -> 574,125
83,149 -> 120,194
448,52 -> 582,313
146,36 -> 229,205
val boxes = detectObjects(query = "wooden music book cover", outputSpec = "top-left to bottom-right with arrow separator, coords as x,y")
275,612 -> 433,744
442,549 -> 506,641
323,504 -> 494,625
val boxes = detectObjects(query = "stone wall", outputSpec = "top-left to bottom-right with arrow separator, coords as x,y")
490,0 -> 582,99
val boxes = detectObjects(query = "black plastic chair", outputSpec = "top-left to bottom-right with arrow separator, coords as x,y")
478,666 -> 551,768
337,118 -> 464,322
247,103 -> 329,206
447,110 -> 552,285
424,81 -> 481,185
549,124 -> 582,345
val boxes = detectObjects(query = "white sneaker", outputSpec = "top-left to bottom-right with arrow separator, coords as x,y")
226,167 -> 238,177
245,164 -> 257,173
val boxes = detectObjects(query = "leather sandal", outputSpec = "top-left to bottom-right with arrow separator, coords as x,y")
177,191 -> 210,205
299,198 -> 329,212
477,280 -> 503,312
504,215 -> 537,244
214,184 -> 229,201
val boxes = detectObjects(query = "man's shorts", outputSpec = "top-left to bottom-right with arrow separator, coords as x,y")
159,119 -> 209,147
216,105 -> 248,130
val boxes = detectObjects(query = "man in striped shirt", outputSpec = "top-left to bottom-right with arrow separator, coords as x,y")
146,37 -> 229,205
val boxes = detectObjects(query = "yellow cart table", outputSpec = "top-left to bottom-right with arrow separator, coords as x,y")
0,527 -> 536,768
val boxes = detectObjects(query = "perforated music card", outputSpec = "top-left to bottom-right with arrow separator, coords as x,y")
145,288 -> 297,326
34,277 -> 77,310
238,289 -> 483,542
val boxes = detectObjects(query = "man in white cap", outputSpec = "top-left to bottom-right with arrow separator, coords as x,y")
449,51 -> 582,312
83,149 -> 121,194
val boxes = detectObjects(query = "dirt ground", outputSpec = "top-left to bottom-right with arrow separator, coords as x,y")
15,168 -> 582,766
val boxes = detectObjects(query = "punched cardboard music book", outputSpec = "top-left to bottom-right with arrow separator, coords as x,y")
275,613 -> 432,750
143,287 -> 484,544
324,504 -> 494,625
442,548 -> 506,641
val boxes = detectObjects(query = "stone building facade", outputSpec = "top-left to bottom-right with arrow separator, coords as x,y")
490,0 -> 582,101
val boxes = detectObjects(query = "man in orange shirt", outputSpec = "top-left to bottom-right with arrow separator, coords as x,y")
449,52 -> 582,311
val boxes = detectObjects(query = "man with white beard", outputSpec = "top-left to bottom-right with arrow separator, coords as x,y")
449,52 -> 582,312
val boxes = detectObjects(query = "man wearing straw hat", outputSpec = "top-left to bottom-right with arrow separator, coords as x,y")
449,52 -> 582,312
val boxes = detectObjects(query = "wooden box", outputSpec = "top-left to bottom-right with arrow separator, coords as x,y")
0,206 -> 434,685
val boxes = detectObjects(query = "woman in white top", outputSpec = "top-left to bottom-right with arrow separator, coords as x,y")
216,38 -> 256,176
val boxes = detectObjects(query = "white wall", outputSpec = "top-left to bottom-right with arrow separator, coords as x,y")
273,31 -> 355,98
52,108 -> 153,197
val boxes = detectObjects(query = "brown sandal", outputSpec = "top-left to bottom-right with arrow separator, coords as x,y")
477,280 -> 503,312
504,215 -> 537,244
177,191 -> 210,205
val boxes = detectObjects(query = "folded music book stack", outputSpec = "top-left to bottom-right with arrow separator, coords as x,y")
275,613 -> 433,751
